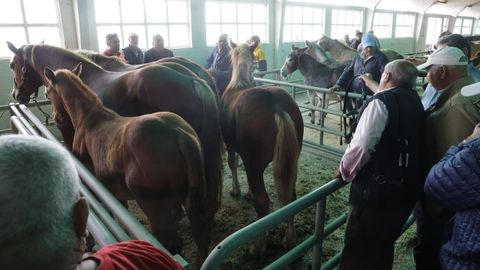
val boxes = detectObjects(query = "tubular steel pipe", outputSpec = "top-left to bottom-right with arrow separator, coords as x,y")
312,198 -> 327,269
201,179 -> 348,270
79,183 -> 130,242
263,212 -> 348,270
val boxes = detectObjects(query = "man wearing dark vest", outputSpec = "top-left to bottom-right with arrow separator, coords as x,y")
338,59 -> 425,270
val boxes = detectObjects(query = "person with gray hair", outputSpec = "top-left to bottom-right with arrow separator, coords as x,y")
0,135 -> 88,270
0,135 -> 184,270
144,34 -> 174,63
421,34 -> 480,110
122,33 -> 143,65
103,33 -> 123,59
337,59 -> 425,269
206,33 -> 232,97
415,46 -> 480,270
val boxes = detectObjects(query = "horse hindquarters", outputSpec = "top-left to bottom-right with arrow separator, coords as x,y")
124,116 -> 210,264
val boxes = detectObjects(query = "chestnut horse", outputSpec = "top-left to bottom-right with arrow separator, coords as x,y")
76,50 -> 219,98
44,65 -> 210,263
7,42 -> 222,221
280,41 -> 348,124
221,41 -> 304,254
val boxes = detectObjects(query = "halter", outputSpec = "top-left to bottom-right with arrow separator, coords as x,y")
15,47 -> 40,100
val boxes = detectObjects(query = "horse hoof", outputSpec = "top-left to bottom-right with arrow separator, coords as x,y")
229,189 -> 241,198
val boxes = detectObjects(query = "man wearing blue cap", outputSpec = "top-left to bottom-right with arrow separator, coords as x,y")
329,32 -> 389,109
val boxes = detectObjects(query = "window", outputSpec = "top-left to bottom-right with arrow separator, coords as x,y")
330,9 -> 363,40
283,5 -> 324,42
395,14 -> 415,38
453,17 -> 473,35
205,1 -> 268,46
425,16 -> 449,48
0,0 -> 61,57
372,12 -> 393,38
94,0 -> 191,51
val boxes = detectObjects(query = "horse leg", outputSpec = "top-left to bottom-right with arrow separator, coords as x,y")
136,197 -> 183,255
242,157 -> 270,257
228,150 -> 241,197
184,194 -> 211,266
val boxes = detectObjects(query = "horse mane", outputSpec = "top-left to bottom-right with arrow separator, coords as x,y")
76,50 -> 128,67
30,44 -> 103,70
226,45 -> 254,91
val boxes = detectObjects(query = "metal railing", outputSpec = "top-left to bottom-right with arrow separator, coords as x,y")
201,176 -> 415,270
7,102 -> 189,268
254,76 -> 366,158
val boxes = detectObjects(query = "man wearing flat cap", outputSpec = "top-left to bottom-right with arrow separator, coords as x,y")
415,46 -> 480,270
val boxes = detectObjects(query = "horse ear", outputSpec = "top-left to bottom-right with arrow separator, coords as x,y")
7,41 -> 20,56
72,63 -> 83,77
306,40 -> 312,48
229,38 -> 237,49
249,40 -> 259,52
39,39 -> 45,45
44,67 -> 56,85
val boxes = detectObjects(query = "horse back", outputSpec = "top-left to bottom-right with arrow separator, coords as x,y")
221,87 -> 303,150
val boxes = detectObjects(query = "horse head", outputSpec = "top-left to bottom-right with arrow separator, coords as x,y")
280,44 -> 307,79
7,42 -> 44,104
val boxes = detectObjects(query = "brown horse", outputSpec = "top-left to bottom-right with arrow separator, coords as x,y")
7,42 -> 223,222
221,41 -> 304,254
43,65 -> 210,264
76,50 -> 219,98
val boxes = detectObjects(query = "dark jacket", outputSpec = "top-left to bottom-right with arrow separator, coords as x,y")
424,138 -> 480,270
144,48 -> 174,63
122,46 -> 144,65
336,50 -> 389,95
350,86 -> 425,207
206,47 -> 232,97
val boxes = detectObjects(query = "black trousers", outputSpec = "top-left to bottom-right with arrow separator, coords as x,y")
339,203 -> 414,270
414,198 -> 454,270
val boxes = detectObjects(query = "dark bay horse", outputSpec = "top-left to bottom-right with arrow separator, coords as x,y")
44,65 -> 210,264
76,50 -> 219,99
280,41 -> 348,124
7,42 -> 223,221
221,41 -> 304,254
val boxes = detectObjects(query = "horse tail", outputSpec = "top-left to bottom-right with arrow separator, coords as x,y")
192,79 -> 224,220
177,130 -> 211,261
273,111 -> 300,205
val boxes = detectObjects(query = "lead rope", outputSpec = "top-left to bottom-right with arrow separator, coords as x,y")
33,97 -> 51,126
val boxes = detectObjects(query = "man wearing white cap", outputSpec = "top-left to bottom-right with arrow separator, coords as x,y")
421,34 -> 480,110
415,46 -> 480,270
329,33 -> 389,109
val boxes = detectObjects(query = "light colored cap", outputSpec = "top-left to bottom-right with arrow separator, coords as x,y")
361,33 -> 376,47
417,46 -> 469,70
461,82 -> 480,97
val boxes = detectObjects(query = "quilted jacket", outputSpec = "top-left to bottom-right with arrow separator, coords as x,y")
424,137 -> 480,270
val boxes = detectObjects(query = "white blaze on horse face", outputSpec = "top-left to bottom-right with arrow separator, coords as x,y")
280,56 -> 292,79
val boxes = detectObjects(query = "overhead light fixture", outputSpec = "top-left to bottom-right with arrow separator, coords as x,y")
436,0 -> 447,3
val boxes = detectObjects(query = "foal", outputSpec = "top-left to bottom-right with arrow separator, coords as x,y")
44,65 -> 211,265
221,41 -> 304,254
